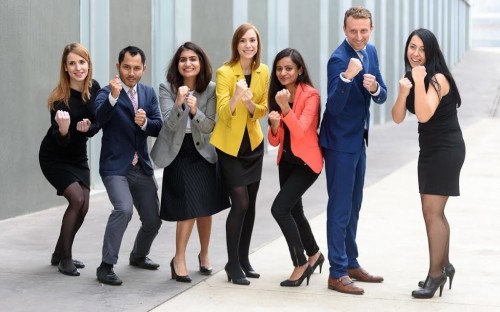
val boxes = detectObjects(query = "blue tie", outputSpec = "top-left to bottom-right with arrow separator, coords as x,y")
360,49 -> 369,72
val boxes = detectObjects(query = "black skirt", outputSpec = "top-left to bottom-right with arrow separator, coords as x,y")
160,134 -> 230,221
216,129 -> 264,188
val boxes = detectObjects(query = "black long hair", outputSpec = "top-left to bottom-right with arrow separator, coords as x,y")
268,48 -> 315,113
166,42 -> 212,93
404,28 -> 461,107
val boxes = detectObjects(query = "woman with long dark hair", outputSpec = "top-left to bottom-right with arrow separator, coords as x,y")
267,48 -> 324,287
392,28 -> 465,298
151,42 -> 229,283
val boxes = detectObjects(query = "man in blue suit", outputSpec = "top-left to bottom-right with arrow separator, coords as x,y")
319,7 -> 387,295
95,46 -> 162,285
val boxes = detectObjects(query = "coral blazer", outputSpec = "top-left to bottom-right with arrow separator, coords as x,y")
268,83 -> 323,174
210,62 -> 269,156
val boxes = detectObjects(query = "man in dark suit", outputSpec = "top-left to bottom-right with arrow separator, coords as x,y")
95,46 -> 162,285
319,7 -> 387,295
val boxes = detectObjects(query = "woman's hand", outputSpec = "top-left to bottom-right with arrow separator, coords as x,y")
55,110 -> 70,136
76,119 -> 91,133
268,110 -> 281,135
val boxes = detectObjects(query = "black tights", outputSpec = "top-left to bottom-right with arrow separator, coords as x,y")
421,194 -> 450,278
225,181 -> 260,276
53,182 -> 89,260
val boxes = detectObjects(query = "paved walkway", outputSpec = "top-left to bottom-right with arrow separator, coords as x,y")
1,48 -> 500,312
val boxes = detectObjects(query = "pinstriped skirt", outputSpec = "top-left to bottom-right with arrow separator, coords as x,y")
160,134 -> 229,221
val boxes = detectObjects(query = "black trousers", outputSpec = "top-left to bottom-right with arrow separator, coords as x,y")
271,160 -> 320,267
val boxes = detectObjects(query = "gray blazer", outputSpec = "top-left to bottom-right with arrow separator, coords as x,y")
151,81 -> 217,168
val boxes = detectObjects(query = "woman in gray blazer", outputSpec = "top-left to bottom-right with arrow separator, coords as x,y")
151,42 -> 229,283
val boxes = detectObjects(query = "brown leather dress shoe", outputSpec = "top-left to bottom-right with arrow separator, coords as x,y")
348,267 -> 384,283
328,276 -> 364,295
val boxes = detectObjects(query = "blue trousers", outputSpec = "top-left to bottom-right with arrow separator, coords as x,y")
323,146 -> 366,279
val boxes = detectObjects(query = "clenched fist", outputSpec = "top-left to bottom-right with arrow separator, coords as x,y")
343,58 -> 363,80
55,110 -> 70,136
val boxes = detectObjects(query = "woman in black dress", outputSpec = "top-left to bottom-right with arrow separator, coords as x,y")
39,43 -> 100,276
151,42 -> 229,283
392,28 -> 465,298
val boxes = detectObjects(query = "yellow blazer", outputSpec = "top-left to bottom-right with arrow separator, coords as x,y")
210,62 -> 269,156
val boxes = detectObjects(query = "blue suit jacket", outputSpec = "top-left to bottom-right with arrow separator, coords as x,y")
95,83 -> 162,177
319,39 -> 387,153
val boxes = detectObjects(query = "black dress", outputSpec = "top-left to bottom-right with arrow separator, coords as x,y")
405,72 -> 465,196
39,81 -> 100,195
160,134 -> 230,221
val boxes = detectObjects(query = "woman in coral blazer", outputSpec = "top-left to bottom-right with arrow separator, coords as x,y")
210,23 -> 269,286
267,48 -> 324,288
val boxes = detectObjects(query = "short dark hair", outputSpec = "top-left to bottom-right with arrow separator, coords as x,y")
118,46 -> 146,64
166,42 -> 213,93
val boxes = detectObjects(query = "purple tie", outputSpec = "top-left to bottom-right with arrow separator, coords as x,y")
128,88 -> 138,113
128,88 -> 139,166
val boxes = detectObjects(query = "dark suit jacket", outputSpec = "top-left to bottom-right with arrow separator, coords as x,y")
319,39 -> 387,153
95,83 -> 162,177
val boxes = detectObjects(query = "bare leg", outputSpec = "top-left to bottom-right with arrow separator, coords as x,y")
196,216 -> 212,268
173,219 -> 196,276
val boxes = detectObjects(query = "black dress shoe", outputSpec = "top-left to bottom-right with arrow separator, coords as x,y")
311,252 -> 325,274
51,253 -> 85,269
225,264 -> 250,285
198,254 -> 212,275
129,253 -> 160,270
58,258 -> 80,276
96,266 -> 123,286
418,263 -> 455,289
170,258 -> 192,283
241,266 -> 260,278
412,273 -> 447,299
280,265 -> 313,287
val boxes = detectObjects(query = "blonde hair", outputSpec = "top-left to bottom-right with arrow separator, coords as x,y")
226,23 -> 262,70
48,43 -> 94,110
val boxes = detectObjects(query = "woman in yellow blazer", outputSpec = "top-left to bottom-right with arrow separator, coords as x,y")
268,48 -> 324,287
210,23 -> 269,286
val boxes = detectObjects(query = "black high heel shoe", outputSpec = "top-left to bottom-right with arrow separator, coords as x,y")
418,263 -> 455,289
225,264 -> 250,285
311,252 -> 325,274
280,265 -> 313,287
444,263 -> 455,289
241,265 -> 260,278
170,258 -> 192,283
58,258 -> 80,276
412,273 -> 447,299
198,254 -> 212,275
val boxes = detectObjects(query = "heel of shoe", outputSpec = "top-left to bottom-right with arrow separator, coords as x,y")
225,264 -> 250,285
445,263 -> 455,290
412,273 -> 447,299
170,259 -> 176,279
311,252 -> 325,274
